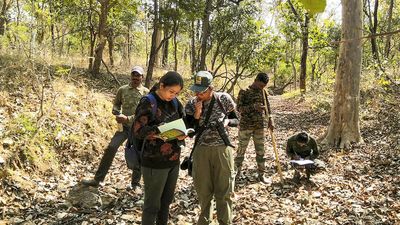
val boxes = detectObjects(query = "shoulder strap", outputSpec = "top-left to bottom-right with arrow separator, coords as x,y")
172,98 -> 178,111
189,95 -> 216,158
145,93 -> 179,118
214,93 -> 227,115
145,93 -> 158,117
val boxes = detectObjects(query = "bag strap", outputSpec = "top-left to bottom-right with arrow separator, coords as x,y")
146,92 -> 179,119
188,95 -> 216,158
214,93 -> 227,115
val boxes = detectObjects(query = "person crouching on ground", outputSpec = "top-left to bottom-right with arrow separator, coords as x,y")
286,132 -> 322,182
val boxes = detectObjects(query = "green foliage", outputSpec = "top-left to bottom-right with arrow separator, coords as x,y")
298,0 -> 326,15
210,1 -> 273,80
13,114 -> 38,136
282,89 -> 301,99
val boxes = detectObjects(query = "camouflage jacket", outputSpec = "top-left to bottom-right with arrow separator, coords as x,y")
237,86 -> 271,130
113,84 -> 149,127
185,92 -> 236,147
286,135 -> 319,159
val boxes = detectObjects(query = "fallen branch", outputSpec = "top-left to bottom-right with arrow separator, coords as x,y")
101,59 -> 121,86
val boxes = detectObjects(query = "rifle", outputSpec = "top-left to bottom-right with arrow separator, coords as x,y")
262,90 -> 283,181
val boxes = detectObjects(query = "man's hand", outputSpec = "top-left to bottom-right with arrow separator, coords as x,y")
268,118 -> 275,131
116,114 -> 128,124
194,99 -> 203,119
292,155 -> 301,160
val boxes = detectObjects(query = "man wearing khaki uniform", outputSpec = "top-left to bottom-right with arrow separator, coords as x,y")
82,66 -> 149,189
185,71 -> 239,225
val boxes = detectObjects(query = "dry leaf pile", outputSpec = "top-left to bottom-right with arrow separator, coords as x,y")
0,60 -> 399,224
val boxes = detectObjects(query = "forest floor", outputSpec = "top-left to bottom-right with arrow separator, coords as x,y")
1,58 -> 399,224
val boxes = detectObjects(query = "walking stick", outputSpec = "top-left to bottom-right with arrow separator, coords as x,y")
262,90 -> 283,181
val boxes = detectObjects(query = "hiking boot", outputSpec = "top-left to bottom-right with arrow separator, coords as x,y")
81,179 -> 100,187
292,171 -> 301,184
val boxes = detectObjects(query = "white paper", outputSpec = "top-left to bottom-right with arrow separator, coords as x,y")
158,118 -> 187,133
290,159 -> 314,166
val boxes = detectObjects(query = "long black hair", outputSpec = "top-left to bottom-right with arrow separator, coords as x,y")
150,71 -> 184,92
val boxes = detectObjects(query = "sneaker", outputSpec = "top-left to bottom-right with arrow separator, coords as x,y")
81,179 -> 100,187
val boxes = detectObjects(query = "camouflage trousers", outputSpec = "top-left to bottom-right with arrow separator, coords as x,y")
234,128 -> 267,174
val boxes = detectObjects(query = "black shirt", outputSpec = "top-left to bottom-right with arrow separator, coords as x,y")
132,92 -> 185,169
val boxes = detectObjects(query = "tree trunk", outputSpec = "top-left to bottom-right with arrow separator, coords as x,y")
323,0 -> 363,149
59,22 -> 65,56
0,0 -> 10,35
50,23 -> 56,56
127,27 -> 131,66
384,0 -> 394,58
190,20 -> 196,73
88,0 -> 96,71
368,0 -> 380,65
173,24 -> 178,71
162,26 -> 169,67
199,0 -> 212,70
107,28 -> 114,67
145,0 -> 160,88
155,27 -> 162,67
92,0 -> 112,77
50,0 -> 55,55
299,14 -> 309,94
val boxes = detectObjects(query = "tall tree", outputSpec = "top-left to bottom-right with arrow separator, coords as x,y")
145,0 -> 160,88
384,0 -> 394,58
287,0 -> 309,94
0,0 -> 12,35
199,0 -> 212,70
364,0 -> 382,71
91,0 -> 115,76
323,0 -> 363,148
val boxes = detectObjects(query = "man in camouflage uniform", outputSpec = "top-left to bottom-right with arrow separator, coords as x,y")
82,66 -> 149,190
234,72 -> 274,183
185,71 -> 239,225
286,132 -> 320,182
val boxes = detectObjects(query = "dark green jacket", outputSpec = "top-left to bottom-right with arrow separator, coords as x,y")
286,135 -> 319,159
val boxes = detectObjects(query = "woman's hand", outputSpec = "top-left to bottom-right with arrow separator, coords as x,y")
176,135 -> 188,141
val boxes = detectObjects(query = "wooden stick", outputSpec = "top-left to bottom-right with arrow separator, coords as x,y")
262,90 -> 283,181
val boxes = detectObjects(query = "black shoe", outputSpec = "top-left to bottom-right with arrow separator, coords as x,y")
81,179 -> 100,187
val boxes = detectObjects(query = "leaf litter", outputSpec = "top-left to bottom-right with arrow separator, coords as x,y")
0,65 -> 399,224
